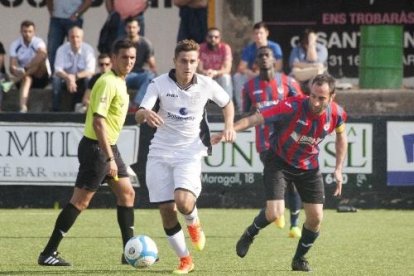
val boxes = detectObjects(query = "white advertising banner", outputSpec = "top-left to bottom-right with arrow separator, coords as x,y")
387,122 -> 414,186
0,122 -> 139,186
204,122 -> 373,174
0,122 -> 372,186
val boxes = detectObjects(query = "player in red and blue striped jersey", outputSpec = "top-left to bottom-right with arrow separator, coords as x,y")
241,46 -> 304,237
212,73 -> 348,272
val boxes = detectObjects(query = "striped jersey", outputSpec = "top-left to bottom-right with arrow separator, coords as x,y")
242,73 -> 303,153
260,96 -> 347,170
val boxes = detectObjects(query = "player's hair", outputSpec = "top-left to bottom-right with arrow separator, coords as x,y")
174,39 -> 200,58
111,39 -> 135,55
311,74 -> 336,95
20,20 -> 35,29
253,21 -> 269,31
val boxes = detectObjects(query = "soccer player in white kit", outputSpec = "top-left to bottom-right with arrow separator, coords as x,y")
135,39 -> 236,274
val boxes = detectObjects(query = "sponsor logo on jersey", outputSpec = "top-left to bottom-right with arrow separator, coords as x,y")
167,112 -> 195,121
179,107 -> 188,116
166,93 -> 178,98
290,131 -> 322,146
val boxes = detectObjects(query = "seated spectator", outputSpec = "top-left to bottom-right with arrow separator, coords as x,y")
52,26 -> 95,111
46,0 -> 93,74
198,27 -> 233,98
124,17 -> 156,111
9,20 -> 50,113
75,53 -> 112,113
0,41 -> 13,111
105,0 -> 149,38
174,0 -> 208,43
233,21 -> 283,112
289,28 -> 328,94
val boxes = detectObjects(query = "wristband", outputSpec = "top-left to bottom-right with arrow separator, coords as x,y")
106,156 -> 114,162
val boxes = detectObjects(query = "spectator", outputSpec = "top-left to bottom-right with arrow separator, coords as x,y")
233,21 -> 283,112
198,27 -> 233,98
124,17 -> 156,111
105,0 -> 149,38
75,53 -> 112,113
174,0 -> 208,44
46,0 -> 93,73
289,29 -> 328,94
0,42 -> 13,111
52,26 -> 95,112
9,20 -> 50,113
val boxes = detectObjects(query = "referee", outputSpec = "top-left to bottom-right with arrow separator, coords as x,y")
38,39 -> 137,266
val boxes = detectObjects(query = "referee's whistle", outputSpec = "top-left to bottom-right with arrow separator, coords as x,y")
114,175 -> 119,182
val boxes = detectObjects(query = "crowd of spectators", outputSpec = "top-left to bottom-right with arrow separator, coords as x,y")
0,1 -> 328,113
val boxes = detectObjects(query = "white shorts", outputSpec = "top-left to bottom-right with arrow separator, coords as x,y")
146,156 -> 202,203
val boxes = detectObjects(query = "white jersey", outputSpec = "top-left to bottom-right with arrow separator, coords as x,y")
140,70 -> 231,158
9,36 -> 46,68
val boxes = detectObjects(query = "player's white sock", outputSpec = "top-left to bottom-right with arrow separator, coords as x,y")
184,206 -> 199,226
167,229 -> 189,258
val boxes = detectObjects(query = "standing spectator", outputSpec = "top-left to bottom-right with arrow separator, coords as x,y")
233,22 -> 283,112
105,0 -> 149,38
46,0 -> 93,73
38,39 -> 137,267
174,0 -> 208,44
198,27 -> 233,98
75,53 -> 112,113
135,40 -> 236,274
124,17 -> 156,111
52,26 -> 95,111
289,29 -> 328,94
9,20 -> 50,113
213,74 -> 347,272
241,46 -> 304,239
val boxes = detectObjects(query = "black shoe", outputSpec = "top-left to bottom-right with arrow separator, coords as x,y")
292,256 -> 312,272
236,230 -> 254,258
38,251 -> 71,266
121,253 -> 128,265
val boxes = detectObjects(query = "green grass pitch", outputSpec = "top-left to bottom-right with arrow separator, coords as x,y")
0,209 -> 413,275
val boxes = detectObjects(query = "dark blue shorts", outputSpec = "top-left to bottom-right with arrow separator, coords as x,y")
261,151 -> 325,204
75,136 -> 128,191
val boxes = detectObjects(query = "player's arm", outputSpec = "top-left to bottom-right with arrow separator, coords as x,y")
211,111 -> 264,145
93,114 -> 117,178
135,108 -> 164,127
333,124 -> 348,197
221,101 -> 236,143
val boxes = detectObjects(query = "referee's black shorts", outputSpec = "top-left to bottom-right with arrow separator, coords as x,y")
75,136 -> 129,191
261,151 -> 325,204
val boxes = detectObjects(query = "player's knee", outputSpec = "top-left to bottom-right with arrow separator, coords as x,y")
265,207 -> 284,222
119,187 -> 135,205
305,214 -> 323,231
176,202 -> 194,215
71,200 -> 89,211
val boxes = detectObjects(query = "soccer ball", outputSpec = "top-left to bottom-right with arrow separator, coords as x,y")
124,235 -> 158,268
